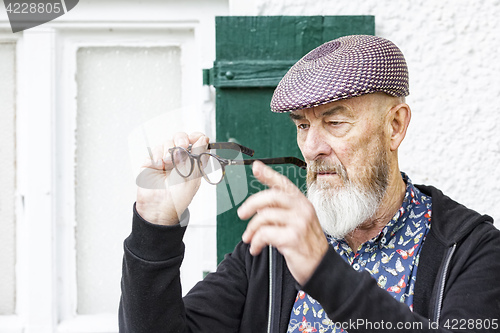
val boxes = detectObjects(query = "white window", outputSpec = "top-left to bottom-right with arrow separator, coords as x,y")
75,44 -> 185,314
0,40 -> 16,317
0,1 -> 228,332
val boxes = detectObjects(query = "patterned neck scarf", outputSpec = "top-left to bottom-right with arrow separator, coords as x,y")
288,174 -> 432,332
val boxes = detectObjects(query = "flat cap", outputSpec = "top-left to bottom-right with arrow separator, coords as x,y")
270,35 -> 409,113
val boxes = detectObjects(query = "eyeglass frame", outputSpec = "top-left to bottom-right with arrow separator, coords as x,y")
168,142 -> 307,185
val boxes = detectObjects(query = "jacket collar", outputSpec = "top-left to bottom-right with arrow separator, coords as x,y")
415,185 -> 493,246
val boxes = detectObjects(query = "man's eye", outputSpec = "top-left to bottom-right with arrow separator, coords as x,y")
329,121 -> 343,126
297,124 -> 309,130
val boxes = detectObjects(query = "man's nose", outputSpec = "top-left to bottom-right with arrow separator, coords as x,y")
300,126 -> 333,161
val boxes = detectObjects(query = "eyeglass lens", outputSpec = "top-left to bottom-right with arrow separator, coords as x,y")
171,147 -> 225,185
199,152 -> 224,185
171,147 -> 193,177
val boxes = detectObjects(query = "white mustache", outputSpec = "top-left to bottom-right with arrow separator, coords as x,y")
307,161 -> 348,182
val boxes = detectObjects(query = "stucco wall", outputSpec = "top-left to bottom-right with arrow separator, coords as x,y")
240,0 -> 500,223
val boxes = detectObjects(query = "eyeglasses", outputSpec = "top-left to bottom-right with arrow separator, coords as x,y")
168,142 -> 306,185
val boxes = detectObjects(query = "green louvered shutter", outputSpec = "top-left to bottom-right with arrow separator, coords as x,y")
206,16 -> 375,263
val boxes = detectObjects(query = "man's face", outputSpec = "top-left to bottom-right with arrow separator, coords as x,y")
290,93 -> 393,238
291,93 -> 391,190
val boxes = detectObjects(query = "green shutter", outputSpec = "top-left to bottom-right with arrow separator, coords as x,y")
209,16 -> 375,263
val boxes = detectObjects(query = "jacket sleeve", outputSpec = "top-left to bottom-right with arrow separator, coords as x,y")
302,246 -> 432,333
438,222 -> 500,333
302,223 -> 500,333
118,204 -> 249,333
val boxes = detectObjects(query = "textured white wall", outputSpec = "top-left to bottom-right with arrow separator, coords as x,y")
243,0 -> 500,224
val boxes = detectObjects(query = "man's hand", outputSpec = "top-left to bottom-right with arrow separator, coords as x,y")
135,132 -> 209,226
237,161 -> 329,286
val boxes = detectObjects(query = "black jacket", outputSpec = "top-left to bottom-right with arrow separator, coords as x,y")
119,185 -> 500,332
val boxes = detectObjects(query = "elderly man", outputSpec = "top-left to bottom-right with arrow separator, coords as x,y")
119,35 -> 500,332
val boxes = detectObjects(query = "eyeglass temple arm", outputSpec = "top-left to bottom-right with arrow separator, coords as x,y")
229,157 -> 307,169
207,142 -> 254,157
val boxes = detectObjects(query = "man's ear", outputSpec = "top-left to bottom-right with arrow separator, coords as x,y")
387,103 -> 411,151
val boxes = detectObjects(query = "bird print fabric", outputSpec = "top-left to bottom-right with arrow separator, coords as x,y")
287,174 -> 432,332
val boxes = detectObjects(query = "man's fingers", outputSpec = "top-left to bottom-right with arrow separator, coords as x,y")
141,132 -> 207,170
242,207 -> 292,243
247,224 -> 293,256
252,160 -> 299,194
173,132 -> 207,150
172,132 -> 190,149
145,145 -> 166,170
237,162 -> 304,220
189,135 -> 209,178
237,189 -> 298,220
188,132 -> 206,144
191,134 -> 209,152
158,139 -> 174,170
158,133 -> 209,172
247,225 -> 277,255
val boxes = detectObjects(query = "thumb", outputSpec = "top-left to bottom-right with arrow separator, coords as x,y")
192,135 -> 209,150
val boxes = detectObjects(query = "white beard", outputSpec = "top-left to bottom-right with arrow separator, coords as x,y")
307,181 -> 381,239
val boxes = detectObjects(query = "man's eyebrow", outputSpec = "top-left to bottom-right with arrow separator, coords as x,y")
289,112 -> 304,121
289,105 -> 352,121
321,105 -> 352,117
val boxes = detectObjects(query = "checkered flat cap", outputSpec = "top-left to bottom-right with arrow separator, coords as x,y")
271,35 -> 409,113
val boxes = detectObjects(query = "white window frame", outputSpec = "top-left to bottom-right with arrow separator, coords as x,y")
0,29 -> 20,331
0,1 -> 227,332
57,25 -> 203,333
